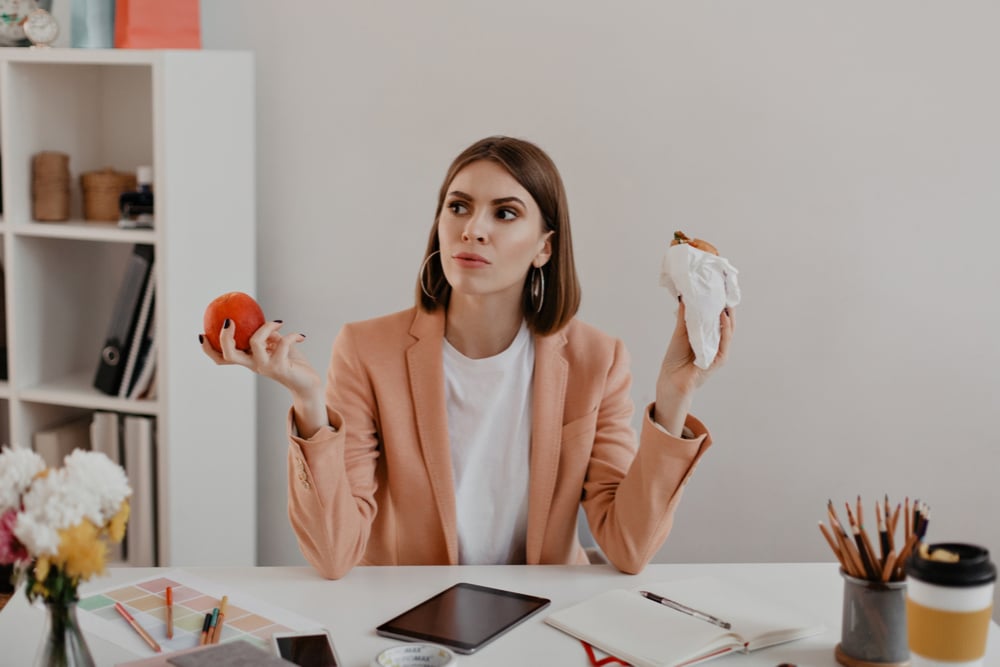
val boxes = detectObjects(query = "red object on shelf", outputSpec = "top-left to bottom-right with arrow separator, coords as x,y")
114,0 -> 201,49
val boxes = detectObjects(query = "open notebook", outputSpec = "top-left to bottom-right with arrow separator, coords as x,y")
545,576 -> 825,667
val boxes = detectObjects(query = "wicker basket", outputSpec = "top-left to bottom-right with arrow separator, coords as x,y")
81,168 -> 137,222
32,151 -> 70,222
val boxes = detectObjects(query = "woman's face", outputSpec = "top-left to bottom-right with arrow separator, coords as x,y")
437,160 -> 552,305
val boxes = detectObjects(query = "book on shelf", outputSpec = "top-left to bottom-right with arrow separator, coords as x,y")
32,415 -> 92,468
119,272 -> 156,399
90,410 -> 126,563
123,414 -> 157,566
94,243 -> 154,396
545,576 -> 826,667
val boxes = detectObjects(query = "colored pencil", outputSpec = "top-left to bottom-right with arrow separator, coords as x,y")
165,586 -> 173,640
211,595 -> 229,644
114,602 -> 162,653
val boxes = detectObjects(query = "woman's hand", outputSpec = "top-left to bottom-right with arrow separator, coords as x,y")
200,320 -> 328,437
653,299 -> 735,435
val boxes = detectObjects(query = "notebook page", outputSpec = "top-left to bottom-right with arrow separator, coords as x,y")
640,577 -> 825,650
546,588 -> 739,667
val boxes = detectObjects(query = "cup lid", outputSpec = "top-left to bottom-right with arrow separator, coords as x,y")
906,542 -> 997,587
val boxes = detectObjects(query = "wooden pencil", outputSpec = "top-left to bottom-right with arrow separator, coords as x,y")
828,501 -> 865,577
905,497 -> 911,540
819,522 -> 849,572
894,532 -> 921,580
853,524 -> 879,580
888,503 -> 900,552
838,527 -> 865,578
859,525 -> 881,577
876,502 -> 889,565
880,550 -> 899,582
211,595 -> 229,644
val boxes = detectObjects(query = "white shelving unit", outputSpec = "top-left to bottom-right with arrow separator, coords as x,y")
0,48 -> 257,566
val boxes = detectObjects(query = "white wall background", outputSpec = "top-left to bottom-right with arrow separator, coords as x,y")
200,0 -> 1000,584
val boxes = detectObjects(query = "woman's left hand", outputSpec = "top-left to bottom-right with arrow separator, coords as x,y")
654,299 -> 734,433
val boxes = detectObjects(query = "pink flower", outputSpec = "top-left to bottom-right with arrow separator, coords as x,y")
0,508 -> 28,565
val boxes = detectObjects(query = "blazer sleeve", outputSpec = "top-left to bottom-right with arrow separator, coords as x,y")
581,339 -> 712,575
286,324 -> 380,579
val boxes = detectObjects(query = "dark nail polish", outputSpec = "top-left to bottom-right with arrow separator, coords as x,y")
724,307 -> 730,316
223,319 -> 232,329
677,295 -> 682,303
198,334 -> 204,344
299,333 -> 307,338
273,319 -> 283,324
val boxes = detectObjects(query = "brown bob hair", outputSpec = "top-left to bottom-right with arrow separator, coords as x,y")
416,136 -> 581,335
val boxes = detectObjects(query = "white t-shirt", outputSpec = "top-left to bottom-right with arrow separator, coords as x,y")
443,321 -> 533,565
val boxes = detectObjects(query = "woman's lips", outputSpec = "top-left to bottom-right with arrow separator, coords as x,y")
453,253 -> 490,268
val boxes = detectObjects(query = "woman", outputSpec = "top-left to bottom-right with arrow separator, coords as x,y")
201,136 -> 734,579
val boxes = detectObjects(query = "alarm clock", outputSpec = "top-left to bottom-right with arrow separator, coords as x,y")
22,7 -> 58,47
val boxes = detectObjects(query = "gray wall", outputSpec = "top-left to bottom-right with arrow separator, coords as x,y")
201,1 -> 1000,582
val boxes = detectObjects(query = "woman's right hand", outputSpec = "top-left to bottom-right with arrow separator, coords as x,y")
200,319 -> 321,396
201,320 -> 329,437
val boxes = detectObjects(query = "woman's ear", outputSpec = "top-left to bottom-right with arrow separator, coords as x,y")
534,231 -> 554,268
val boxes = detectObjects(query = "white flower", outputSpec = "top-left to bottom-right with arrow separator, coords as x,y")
12,512 -> 60,556
62,449 -> 132,525
0,445 -> 46,514
14,468 -> 89,557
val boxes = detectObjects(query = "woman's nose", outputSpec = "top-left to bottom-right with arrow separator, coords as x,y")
461,215 -> 488,243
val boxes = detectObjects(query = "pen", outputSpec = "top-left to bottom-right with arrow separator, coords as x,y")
639,590 -> 732,630
207,607 -> 219,643
199,612 -> 212,645
165,586 -> 173,639
114,602 -> 162,653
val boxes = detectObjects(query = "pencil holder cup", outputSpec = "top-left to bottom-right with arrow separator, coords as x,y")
836,571 -> 910,667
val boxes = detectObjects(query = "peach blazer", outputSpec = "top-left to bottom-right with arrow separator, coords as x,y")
287,307 -> 712,579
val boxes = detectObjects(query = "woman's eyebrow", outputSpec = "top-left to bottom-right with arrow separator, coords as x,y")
447,190 -> 526,209
492,196 -> 526,208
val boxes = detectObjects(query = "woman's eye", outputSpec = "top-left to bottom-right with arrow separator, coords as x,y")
448,202 -> 468,215
496,208 -> 517,221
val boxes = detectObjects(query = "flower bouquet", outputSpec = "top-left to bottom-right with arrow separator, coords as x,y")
0,445 -> 131,666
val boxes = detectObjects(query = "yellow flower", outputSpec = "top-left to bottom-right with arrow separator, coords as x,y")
53,520 -> 107,581
34,556 -> 50,583
108,501 -> 130,543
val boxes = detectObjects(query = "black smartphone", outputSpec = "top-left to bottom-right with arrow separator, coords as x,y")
271,629 -> 341,667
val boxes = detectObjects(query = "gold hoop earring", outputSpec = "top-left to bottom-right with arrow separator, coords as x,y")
420,250 -> 442,300
530,265 -> 545,313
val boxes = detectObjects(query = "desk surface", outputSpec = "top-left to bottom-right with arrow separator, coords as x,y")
1,562 -> 997,666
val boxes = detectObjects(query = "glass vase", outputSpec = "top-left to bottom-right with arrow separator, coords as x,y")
35,600 -> 95,667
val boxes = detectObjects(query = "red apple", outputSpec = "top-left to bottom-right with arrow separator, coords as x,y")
203,291 -> 266,352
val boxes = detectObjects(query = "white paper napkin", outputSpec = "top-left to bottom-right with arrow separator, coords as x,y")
659,243 -> 741,369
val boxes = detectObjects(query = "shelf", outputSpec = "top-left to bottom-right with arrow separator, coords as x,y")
19,371 -> 159,416
0,48 -> 256,566
10,220 -> 156,243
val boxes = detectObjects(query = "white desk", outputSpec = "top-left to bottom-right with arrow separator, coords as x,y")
1,562 -> 997,666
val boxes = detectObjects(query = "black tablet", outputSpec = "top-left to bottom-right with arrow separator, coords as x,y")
375,582 -> 551,655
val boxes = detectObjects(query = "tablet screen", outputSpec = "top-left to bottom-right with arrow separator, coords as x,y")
375,582 -> 551,654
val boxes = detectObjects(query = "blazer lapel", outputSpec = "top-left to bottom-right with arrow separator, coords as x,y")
406,308 -> 459,564
525,329 -> 569,564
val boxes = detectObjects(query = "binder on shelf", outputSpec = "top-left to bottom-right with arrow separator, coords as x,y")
123,414 -> 157,566
32,415 -> 92,467
94,244 -> 154,396
90,410 -> 126,563
118,272 -> 155,399
126,324 -> 157,400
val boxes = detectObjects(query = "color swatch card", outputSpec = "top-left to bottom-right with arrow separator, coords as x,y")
77,571 -> 323,656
